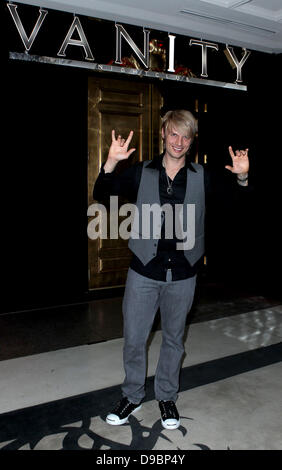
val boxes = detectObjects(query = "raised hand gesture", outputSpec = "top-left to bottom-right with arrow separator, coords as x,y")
225,146 -> 249,176
104,130 -> 136,173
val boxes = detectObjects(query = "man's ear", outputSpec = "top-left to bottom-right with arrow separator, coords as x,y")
161,127 -> 165,139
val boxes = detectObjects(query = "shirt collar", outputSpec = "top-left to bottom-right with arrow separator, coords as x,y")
146,153 -> 197,172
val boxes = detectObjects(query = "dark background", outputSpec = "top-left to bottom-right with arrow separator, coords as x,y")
2,2 -> 281,314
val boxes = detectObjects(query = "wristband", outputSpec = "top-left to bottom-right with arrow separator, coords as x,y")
237,175 -> 248,182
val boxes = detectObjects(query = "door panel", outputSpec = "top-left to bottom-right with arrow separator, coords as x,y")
88,76 -> 162,289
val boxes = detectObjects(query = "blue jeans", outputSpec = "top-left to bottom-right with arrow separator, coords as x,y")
122,268 -> 197,403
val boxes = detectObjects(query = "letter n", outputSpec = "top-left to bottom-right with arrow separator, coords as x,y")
115,24 -> 150,68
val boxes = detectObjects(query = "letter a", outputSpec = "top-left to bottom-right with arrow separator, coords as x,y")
87,203 -> 107,240
58,16 -> 94,61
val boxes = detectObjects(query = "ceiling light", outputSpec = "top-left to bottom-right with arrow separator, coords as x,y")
179,9 -> 276,36
230,1 -> 253,8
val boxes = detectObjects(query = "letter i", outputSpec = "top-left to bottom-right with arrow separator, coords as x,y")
167,34 -> 176,72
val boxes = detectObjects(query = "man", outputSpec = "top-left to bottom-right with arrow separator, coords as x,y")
93,109 -> 250,430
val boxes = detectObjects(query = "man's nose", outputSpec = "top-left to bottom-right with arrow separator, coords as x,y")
176,135 -> 182,146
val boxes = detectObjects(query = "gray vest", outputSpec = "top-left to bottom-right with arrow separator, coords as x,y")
128,161 -> 205,266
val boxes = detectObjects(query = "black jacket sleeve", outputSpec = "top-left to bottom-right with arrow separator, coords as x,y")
204,165 -> 254,205
93,161 -> 143,203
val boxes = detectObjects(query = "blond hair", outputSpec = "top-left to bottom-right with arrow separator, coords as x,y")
161,110 -> 198,141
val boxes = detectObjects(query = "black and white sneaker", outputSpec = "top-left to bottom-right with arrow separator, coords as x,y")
159,400 -> 180,430
106,397 -> 142,425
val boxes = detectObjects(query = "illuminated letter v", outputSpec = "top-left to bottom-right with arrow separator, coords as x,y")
7,3 -> 48,52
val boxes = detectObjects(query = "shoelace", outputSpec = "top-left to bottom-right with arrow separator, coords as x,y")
113,399 -> 133,414
159,401 -> 178,418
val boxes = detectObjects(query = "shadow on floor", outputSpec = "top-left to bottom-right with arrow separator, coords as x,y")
1,342 -> 281,450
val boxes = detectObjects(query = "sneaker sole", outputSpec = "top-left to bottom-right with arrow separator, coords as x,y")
106,404 -> 142,426
161,419 -> 180,430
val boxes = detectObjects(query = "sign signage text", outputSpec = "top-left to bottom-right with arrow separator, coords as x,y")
7,2 -> 251,90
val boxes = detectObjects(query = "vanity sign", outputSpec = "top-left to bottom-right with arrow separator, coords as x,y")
7,1 -> 251,90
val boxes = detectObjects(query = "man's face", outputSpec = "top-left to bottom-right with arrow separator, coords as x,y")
162,125 -> 192,161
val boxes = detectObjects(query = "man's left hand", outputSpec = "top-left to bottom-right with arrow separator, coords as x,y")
225,146 -> 249,176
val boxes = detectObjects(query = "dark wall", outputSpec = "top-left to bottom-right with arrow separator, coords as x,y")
3,60 -> 89,313
238,51 -> 282,295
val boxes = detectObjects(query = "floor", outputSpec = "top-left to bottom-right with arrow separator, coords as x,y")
0,282 -> 282,451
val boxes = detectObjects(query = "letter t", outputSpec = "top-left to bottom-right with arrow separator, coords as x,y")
189,39 -> 219,77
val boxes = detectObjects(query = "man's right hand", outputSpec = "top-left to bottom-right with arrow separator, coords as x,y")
104,130 -> 136,173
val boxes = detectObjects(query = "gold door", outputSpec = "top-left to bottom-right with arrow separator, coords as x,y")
88,76 -> 162,289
